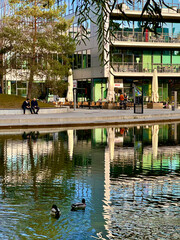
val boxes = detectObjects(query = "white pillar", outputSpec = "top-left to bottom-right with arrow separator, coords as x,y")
107,68 -> 115,102
66,69 -> 73,102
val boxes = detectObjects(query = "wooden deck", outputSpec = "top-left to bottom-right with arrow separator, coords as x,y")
55,101 -> 134,110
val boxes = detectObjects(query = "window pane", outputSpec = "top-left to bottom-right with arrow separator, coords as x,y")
162,51 -> 171,64
172,51 -> 180,64
82,50 -> 86,68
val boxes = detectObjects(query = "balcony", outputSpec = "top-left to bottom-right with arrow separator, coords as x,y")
111,31 -> 180,44
112,62 -> 180,74
114,1 -> 180,13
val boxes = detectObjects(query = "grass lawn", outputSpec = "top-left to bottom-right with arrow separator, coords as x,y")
0,94 -> 55,109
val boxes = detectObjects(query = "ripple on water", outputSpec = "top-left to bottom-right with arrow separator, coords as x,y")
0,126 -> 180,239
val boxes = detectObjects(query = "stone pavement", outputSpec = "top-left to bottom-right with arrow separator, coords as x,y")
0,108 -> 180,129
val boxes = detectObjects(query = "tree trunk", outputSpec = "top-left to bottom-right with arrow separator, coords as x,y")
27,68 -> 34,99
0,54 -> 4,94
27,1 -> 37,99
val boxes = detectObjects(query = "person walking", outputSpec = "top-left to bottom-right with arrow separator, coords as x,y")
22,98 -> 33,114
119,93 -> 124,109
31,98 -> 40,114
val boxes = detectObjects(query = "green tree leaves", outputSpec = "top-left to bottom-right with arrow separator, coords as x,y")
1,0 -> 75,98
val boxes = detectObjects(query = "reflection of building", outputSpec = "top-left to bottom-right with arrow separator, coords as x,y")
3,138 -> 53,183
67,129 -> 74,160
104,124 -> 180,237
0,125 -> 180,238
105,124 -> 180,176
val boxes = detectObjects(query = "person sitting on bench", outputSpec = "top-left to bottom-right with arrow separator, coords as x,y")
31,97 -> 40,114
22,98 -> 32,114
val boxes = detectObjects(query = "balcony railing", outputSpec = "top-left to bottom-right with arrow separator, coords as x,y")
111,31 -> 180,43
114,1 -> 180,13
112,62 -> 180,73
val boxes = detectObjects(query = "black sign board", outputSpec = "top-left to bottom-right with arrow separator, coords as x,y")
134,86 -> 143,114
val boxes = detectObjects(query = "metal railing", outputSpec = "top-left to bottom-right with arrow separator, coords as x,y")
114,1 -> 180,13
111,31 -> 180,43
112,62 -> 180,73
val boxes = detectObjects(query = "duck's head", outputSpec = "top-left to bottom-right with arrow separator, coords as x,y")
52,204 -> 58,210
82,198 -> 85,204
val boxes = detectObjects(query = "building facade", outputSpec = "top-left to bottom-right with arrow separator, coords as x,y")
66,0 -> 180,103
1,1 -> 180,102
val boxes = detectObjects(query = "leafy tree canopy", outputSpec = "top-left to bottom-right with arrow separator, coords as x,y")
0,0 -> 75,98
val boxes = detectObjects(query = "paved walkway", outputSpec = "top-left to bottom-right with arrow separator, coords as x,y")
0,108 -> 180,129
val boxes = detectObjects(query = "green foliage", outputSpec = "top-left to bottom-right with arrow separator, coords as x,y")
45,79 -> 68,97
1,0 -> 75,98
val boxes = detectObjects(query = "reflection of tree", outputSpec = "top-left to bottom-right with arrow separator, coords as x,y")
27,136 -> 38,201
22,131 -> 39,141
0,133 -> 79,203
0,139 -> 6,198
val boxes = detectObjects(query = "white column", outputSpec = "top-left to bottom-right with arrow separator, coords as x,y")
106,68 -> 115,102
66,69 -> 73,102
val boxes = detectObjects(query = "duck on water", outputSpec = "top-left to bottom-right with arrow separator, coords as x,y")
50,204 -> 61,218
71,199 -> 86,211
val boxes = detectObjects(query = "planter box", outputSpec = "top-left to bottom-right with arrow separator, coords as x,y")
147,102 -> 163,109
102,103 -> 115,109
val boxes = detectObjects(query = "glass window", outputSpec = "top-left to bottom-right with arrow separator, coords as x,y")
73,53 -> 77,69
111,20 -> 122,31
134,50 -> 142,63
134,21 -> 143,33
172,51 -> 180,64
77,51 -> 82,68
156,27 -> 163,34
163,22 -> 172,36
172,23 -> 180,37
122,21 -> 133,34
87,50 -> 91,68
17,89 -> 27,97
74,23 -> 77,38
143,50 -> 152,71
86,19 -> 91,37
112,54 -> 122,63
11,81 -> 16,95
153,51 -> 161,63
17,81 -> 26,88
162,51 -> 171,64
123,52 -> 133,63
82,50 -> 87,68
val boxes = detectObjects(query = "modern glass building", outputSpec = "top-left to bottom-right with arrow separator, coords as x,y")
65,0 -> 180,103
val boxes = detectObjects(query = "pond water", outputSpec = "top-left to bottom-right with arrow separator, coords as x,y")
0,124 -> 180,240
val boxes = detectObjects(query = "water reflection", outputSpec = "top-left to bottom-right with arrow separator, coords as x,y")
0,124 -> 179,239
